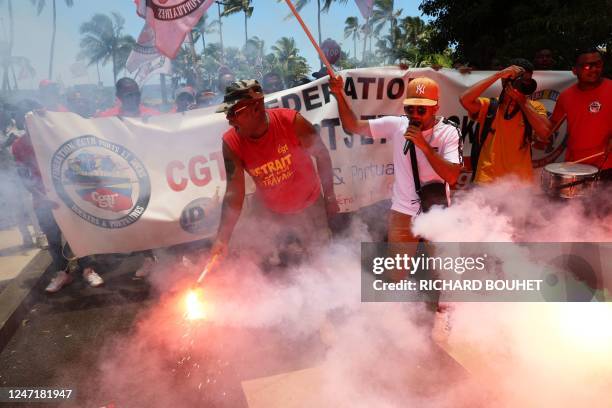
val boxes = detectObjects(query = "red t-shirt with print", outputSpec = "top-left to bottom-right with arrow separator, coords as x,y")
222,108 -> 321,213
552,78 -> 611,169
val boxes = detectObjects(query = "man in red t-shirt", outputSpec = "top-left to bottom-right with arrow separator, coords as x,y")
96,78 -> 160,118
549,48 -> 612,181
210,79 -> 338,265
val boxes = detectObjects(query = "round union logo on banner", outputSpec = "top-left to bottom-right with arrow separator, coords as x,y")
179,191 -> 221,235
51,135 -> 151,229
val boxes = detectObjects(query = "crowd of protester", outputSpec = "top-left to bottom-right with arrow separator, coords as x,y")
0,46 -> 609,294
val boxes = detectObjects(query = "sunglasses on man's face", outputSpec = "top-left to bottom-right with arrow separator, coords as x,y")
404,106 -> 428,115
579,60 -> 603,70
226,103 -> 252,118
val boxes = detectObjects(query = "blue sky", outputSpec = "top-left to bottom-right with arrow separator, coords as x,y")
3,0 -> 423,89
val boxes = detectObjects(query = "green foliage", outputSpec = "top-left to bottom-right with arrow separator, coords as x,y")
374,15 -> 451,68
268,37 -> 311,85
419,0 -> 611,72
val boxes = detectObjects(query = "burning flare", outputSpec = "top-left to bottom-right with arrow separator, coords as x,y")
184,288 -> 207,321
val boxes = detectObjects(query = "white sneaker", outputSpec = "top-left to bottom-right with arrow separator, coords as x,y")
134,256 -> 157,278
35,234 -> 48,249
45,270 -> 74,293
83,267 -> 104,287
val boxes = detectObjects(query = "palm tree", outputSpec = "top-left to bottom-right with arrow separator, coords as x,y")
375,16 -> 447,67
269,37 -> 310,85
243,36 -> 265,79
30,0 -> 75,80
0,0 -> 14,92
344,16 -> 360,60
281,0 -> 347,68
78,13 -> 135,84
192,14 -> 219,54
401,16 -> 428,48
360,17 -> 372,64
221,0 -> 253,47
370,0 -> 402,48
216,1 -> 225,62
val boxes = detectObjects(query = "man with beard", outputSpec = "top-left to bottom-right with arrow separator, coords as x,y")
209,80 -> 338,265
329,75 -> 462,243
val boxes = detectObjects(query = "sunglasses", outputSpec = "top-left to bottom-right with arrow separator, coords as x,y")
404,106 -> 428,115
226,103 -> 253,118
580,60 -> 603,70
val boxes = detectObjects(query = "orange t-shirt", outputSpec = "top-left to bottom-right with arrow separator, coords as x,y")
96,105 -> 160,117
222,108 -> 321,214
551,79 -> 611,170
474,97 -> 547,184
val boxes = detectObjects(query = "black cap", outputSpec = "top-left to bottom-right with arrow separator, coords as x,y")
216,79 -> 264,113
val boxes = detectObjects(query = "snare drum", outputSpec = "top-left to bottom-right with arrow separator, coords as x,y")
541,163 -> 599,199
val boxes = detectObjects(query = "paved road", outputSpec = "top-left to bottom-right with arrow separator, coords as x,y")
0,253 -> 469,408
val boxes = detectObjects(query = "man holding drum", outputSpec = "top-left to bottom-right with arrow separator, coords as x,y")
548,48 -> 612,183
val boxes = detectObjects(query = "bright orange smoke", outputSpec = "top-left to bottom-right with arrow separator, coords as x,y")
184,288 -> 207,321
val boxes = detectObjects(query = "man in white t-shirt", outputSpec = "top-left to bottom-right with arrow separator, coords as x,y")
329,75 -> 462,242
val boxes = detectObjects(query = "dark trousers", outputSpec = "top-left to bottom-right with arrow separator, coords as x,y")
34,205 -> 95,273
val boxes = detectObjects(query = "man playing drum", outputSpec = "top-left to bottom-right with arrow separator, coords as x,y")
548,48 -> 612,183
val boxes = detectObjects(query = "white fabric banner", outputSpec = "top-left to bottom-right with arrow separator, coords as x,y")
26,67 -> 575,256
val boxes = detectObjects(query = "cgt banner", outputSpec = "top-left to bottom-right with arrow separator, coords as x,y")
27,67 -> 575,256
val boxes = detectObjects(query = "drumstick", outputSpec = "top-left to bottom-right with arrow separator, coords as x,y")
548,113 -> 567,136
569,151 -> 606,164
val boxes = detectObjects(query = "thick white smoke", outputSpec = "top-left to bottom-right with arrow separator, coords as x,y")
70,177 -> 610,407
413,177 -> 612,407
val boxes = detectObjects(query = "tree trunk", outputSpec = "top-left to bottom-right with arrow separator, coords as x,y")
200,29 -> 206,53
317,0 -> 322,69
244,10 -> 248,46
48,0 -> 57,79
354,36 -> 357,60
188,31 -> 202,89
1,66 -> 11,93
96,61 -> 101,86
112,51 -> 117,84
8,0 -> 14,55
10,64 -> 18,90
362,17 -> 369,62
217,2 -> 224,63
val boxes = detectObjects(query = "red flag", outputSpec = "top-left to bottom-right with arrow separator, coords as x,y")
354,0 -> 374,19
135,0 -> 215,59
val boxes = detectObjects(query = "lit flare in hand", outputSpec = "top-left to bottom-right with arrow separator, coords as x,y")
184,288 -> 206,321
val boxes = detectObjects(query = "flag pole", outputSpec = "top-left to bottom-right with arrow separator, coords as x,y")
283,0 -> 335,77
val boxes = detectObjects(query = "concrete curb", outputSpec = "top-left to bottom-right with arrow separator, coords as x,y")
0,251 -> 51,352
